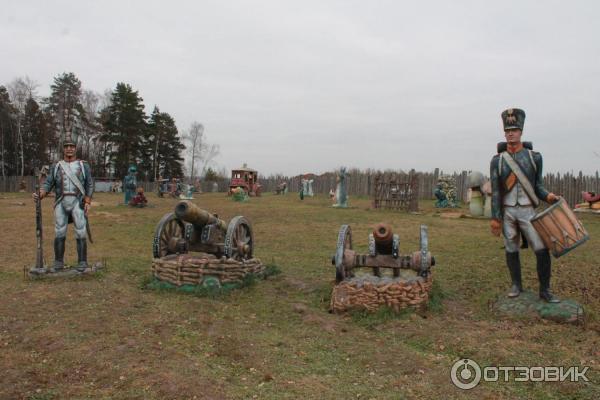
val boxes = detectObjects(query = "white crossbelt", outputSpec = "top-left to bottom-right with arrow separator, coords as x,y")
500,152 -> 540,207
58,160 -> 86,196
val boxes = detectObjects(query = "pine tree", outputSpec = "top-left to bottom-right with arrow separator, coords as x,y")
101,83 -> 147,178
22,97 -> 51,174
0,86 -> 17,176
204,167 -> 219,181
147,106 -> 185,180
46,72 -> 85,160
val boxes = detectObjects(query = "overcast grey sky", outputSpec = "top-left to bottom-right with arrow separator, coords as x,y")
2,0 -> 599,175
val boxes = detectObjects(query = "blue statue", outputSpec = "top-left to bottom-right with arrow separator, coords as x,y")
124,165 -> 138,205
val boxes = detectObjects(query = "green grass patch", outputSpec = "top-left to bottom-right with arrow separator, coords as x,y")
426,279 -> 446,313
349,305 -> 414,328
143,263 -> 281,298
28,391 -> 57,400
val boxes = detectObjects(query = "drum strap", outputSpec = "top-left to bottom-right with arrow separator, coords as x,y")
500,152 -> 540,207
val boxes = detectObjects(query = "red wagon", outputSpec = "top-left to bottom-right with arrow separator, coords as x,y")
228,165 -> 261,196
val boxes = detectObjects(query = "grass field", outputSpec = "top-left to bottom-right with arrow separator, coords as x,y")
0,192 -> 598,399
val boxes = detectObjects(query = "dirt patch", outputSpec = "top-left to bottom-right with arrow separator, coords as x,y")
302,313 -> 338,333
282,276 -> 311,291
92,211 -> 122,219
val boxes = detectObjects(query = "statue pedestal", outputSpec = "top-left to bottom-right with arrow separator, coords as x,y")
330,274 -> 433,313
332,203 -> 348,208
493,290 -> 583,325
27,261 -> 104,279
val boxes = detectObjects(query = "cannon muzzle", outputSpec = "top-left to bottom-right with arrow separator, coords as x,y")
175,201 -> 228,231
373,223 -> 393,254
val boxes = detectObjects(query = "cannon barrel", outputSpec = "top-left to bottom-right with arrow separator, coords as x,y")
373,223 -> 393,254
174,201 -> 228,231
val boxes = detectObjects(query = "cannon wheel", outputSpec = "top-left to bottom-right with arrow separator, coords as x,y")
224,216 -> 254,261
335,225 -> 353,283
153,212 -> 187,258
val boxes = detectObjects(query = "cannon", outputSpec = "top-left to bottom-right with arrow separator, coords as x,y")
153,201 -> 253,260
332,223 -> 435,283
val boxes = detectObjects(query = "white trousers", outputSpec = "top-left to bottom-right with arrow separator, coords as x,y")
55,196 -> 86,239
502,205 -> 546,252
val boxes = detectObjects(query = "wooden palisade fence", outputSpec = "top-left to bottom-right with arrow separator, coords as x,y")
259,168 -> 600,208
2,170 -> 599,208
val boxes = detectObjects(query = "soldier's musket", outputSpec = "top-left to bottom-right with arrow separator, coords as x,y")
85,214 -> 93,244
34,170 -> 46,271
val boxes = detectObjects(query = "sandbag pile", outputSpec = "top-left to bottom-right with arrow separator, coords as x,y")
330,274 -> 433,313
152,253 -> 265,286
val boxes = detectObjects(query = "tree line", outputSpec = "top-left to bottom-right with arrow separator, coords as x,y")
0,72 -> 193,181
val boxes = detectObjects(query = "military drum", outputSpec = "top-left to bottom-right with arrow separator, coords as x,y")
531,198 -> 589,258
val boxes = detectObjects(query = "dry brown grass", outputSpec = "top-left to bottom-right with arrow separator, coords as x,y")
0,192 -> 598,399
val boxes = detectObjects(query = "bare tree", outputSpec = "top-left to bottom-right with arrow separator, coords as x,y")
7,76 -> 39,177
96,89 -> 113,176
184,121 -> 219,183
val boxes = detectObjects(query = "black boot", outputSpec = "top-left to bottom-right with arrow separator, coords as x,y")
76,238 -> 88,272
51,237 -> 66,272
505,251 -> 523,297
536,249 -> 560,303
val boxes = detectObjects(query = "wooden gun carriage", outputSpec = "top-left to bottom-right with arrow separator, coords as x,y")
332,223 -> 435,283
153,201 -> 253,261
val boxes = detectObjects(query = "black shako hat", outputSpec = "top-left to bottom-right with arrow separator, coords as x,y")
501,108 -> 525,131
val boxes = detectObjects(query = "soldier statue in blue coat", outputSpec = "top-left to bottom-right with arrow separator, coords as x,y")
32,135 -> 94,272
490,108 -> 560,303
123,165 -> 138,205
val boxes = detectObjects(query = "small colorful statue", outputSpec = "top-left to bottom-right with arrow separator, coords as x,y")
490,108 -> 560,303
123,165 -> 138,205
301,178 -> 308,197
333,167 -> 348,208
129,187 -> 148,207
301,176 -> 314,197
111,180 -> 122,193
169,178 -> 182,198
179,184 -> 194,200
575,191 -> 600,211
275,182 -> 287,195
32,132 -> 94,272
434,175 -> 458,208
232,186 -> 248,202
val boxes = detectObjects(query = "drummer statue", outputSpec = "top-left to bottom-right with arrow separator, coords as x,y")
490,108 -> 560,303
32,133 -> 94,272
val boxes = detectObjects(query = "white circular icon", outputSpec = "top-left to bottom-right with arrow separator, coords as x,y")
451,358 -> 482,390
